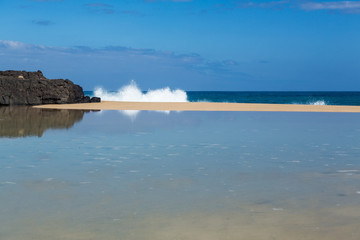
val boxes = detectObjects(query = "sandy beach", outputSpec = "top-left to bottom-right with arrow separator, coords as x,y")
33,101 -> 360,112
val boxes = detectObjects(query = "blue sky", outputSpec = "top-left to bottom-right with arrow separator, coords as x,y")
0,0 -> 359,91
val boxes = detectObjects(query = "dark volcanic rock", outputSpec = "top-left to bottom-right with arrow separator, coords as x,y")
82,96 -> 91,103
91,97 -> 101,103
81,96 -> 101,103
0,70 -> 100,105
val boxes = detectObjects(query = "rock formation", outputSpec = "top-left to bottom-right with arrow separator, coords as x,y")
0,70 -> 100,105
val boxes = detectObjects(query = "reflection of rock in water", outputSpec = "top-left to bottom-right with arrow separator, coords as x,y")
0,106 -> 87,138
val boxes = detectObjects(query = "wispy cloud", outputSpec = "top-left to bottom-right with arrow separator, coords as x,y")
0,40 -> 27,49
239,1 -> 290,9
233,0 -> 360,14
84,3 -> 145,16
97,45 -> 239,76
84,2 -> 115,14
0,40 -> 54,51
32,20 -> 54,26
300,1 -> 360,12
0,40 -> 243,89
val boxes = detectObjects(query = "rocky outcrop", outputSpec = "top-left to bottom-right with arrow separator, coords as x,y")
0,70 -> 100,105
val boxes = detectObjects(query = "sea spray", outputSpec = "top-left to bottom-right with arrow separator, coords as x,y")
292,100 -> 327,105
310,100 -> 326,105
94,81 -> 181,120
94,80 -> 188,102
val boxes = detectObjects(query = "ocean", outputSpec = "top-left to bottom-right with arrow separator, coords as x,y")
186,91 -> 360,105
85,83 -> 360,106
1,89 -> 360,239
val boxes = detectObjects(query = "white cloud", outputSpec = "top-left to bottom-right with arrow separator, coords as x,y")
236,1 -> 360,13
301,1 -> 360,11
240,1 -> 290,9
0,40 -> 26,49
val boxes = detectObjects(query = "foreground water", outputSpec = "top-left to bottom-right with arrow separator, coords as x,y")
1,107 -> 360,239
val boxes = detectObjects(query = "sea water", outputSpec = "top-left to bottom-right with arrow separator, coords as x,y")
86,81 -> 360,106
0,106 -> 360,239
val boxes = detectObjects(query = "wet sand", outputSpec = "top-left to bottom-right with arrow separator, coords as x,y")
34,101 -> 360,112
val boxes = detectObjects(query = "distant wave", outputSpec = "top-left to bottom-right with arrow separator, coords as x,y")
94,80 -> 188,102
292,100 -> 327,105
310,100 -> 326,105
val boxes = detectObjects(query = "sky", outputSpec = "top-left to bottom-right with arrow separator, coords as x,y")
0,0 -> 359,91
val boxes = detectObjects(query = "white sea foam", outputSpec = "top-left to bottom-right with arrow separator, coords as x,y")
292,100 -> 327,105
94,81 -> 183,119
310,100 -> 326,105
94,80 -> 188,102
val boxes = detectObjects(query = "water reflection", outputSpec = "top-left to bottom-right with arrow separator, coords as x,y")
118,110 -> 171,120
0,106 -> 87,138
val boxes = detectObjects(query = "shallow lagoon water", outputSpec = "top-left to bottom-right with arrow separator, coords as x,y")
1,107 -> 360,239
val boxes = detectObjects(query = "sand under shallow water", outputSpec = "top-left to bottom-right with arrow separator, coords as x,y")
3,205 -> 360,240
34,101 -> 360,112
2,107 -> 359,240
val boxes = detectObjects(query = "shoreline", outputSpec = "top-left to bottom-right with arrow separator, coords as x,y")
33,101 -> 360,112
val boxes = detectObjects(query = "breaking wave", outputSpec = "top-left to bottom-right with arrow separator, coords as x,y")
309,100 -> 326,105
94,80 -> 188,102
292,100 -> 327,105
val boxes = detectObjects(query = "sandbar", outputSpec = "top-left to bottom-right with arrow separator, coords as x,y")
33,101 -> 360,112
